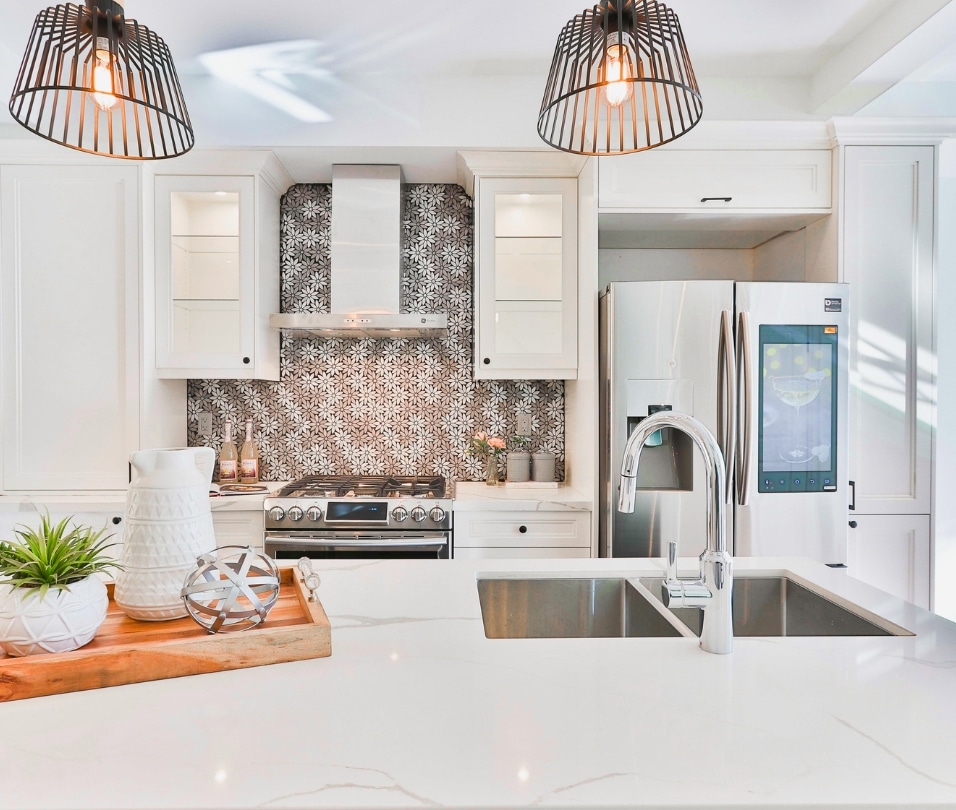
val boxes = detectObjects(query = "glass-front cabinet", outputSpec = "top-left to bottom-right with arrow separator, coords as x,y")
475,177 -> 577,379
154,172 -> 280,380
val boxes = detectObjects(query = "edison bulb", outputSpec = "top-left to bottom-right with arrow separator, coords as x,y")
603,43 -> 633,106
91,48 -> 118,111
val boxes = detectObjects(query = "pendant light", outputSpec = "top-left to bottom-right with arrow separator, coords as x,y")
9,0 -> 193,159
538,0 -> 702,156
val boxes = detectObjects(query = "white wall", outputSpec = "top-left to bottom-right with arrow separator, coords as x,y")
599,248 -> 754,287
934,139 -> 956,621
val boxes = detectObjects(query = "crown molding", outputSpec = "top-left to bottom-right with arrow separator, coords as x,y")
456,150 -> 589,197
827,117 -> 956,146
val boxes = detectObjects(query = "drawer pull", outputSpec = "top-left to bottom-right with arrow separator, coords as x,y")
701,196 -> 732,203
848,520 -> 858,529
112,516 -> 122,525
519,525 -> 527,534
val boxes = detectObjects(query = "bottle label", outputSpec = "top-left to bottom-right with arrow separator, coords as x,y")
219,460 -> 238,483
240,459 -> 259,482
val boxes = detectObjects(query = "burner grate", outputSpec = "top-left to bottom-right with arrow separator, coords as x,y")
278,475 -> 446,499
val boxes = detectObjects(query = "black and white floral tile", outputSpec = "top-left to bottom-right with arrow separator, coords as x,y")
186,183 -> 565,483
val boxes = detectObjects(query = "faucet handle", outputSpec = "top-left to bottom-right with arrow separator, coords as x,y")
666,540 -> 678,582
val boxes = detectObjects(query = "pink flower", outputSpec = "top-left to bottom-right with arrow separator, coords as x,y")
488,437 -> 506,450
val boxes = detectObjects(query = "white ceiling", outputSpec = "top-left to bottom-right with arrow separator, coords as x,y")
2,0 -> 955,180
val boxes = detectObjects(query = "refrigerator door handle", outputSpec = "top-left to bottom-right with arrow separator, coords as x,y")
737,310 -> 753,506
716,310 -> 736,503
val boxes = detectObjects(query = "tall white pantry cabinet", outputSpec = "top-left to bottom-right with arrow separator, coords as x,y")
840,143 -> 935,610
0,161 -> 182,493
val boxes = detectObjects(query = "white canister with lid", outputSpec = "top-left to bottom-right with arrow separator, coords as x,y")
531,451 -> 556,482
506,451 -> 531,482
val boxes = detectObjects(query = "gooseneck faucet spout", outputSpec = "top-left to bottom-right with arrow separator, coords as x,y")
617,411 -> 734,654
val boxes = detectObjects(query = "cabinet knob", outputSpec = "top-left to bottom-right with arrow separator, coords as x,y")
242,357 -> 251,364
483,358 -> 490,365
112,516 -> 122,525
848,520 -> 858,529
519,525 -> 528,534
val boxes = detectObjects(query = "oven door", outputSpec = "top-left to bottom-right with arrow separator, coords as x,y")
264,530 -> 451,560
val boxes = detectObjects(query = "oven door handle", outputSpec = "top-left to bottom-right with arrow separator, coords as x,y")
265,535 -> 447,549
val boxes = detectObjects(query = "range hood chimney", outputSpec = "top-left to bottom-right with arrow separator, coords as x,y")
270,165 -> 448,338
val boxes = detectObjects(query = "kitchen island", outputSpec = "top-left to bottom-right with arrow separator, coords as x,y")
0,556 -> 954,809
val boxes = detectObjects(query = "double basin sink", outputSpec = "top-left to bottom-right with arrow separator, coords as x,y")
477,574 -> 910,639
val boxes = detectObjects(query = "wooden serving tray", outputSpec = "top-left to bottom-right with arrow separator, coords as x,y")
0,566 -> 331,702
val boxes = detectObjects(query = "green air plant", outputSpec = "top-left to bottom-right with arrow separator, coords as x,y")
0,513 -> 120,600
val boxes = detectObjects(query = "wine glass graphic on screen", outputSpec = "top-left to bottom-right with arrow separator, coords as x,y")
770,371 -> 825,463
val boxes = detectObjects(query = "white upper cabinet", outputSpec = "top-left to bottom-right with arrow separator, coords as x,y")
598,149 -> 832,211
475,176 -> 578,379
1,164 -> 141,490
152,153 -> 291,380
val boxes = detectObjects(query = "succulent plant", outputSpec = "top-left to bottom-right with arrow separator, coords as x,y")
0,513 -> 120,600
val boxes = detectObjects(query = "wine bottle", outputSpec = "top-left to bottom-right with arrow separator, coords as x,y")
218,419 -> 239,484
239,419 -> 259,484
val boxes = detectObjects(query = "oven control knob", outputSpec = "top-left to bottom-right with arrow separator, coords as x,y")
268,506 -> 285,522
428,507 -> 446,523
306,505 -> 323,522
391,506 -> 409,522
410,506 -> 427,523
288,506 -> 304,522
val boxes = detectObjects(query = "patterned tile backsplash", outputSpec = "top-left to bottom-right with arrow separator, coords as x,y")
186,183 -> 565,482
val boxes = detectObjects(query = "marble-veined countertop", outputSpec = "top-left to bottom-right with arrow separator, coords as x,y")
0,555 -> 953,809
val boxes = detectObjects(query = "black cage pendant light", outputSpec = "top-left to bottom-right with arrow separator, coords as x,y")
538,0 -> 702,156
9,0 -> 193,159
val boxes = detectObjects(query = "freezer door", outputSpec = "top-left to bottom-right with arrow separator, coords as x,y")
734,282 -> 849,564
601,280 -> 734,558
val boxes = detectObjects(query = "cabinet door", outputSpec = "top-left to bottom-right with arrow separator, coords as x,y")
843,146 -> 934,515
155,175 -> 269,378
455,511 -> 590,549
1,164 -> 139,491
454,546 -> 591,560
847,514 -> 930,609
598,150 -> 831,211
211,510 -> 264,551
475,177 -> 577,379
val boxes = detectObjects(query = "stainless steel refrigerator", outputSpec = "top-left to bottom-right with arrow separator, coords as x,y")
599,280 -> 849,564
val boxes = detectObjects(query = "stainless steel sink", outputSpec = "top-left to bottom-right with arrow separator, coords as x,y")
639,575 -> 911,637
477,577 -> 683,639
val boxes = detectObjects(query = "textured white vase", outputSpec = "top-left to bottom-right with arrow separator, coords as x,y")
115,447 -> 217,621
0,576 -> 109,656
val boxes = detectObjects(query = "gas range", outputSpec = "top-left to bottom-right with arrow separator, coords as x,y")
264,475 -> 453,559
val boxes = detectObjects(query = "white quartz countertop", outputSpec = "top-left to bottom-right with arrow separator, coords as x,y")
453,481 -> 592,511
0,556 -> 954,809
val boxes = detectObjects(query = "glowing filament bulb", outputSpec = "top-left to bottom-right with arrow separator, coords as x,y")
604,42 -> 633,106
91,47 -> 118,110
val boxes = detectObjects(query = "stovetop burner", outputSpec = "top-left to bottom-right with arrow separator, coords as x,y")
277,474 -> 447,499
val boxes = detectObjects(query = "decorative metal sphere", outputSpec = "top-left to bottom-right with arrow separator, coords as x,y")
181,546 -> 280,633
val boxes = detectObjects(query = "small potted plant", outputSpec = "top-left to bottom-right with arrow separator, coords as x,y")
0,514 -> 119,657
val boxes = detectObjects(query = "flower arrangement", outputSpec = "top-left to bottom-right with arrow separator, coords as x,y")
468,431 -> 507,485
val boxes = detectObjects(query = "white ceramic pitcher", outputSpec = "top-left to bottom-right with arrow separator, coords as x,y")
115,447 -> 216,621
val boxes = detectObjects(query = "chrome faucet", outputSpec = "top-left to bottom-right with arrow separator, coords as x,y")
618,411 -> 734,654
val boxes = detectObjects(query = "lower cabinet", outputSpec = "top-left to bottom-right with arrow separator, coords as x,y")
846,514 -> 930,609
211,510 -> 265,552
453,511 -> 591,559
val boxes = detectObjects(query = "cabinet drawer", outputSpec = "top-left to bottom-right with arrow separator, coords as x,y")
454,511 -> 590,549
212,510 -> 264,550
598,150 -> 831,211
454,546 -> 591,560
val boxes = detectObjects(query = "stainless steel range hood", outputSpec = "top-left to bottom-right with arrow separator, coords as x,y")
270,164 -> 448,339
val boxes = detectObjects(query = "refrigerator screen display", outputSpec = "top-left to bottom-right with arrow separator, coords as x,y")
758,325 -> 838,493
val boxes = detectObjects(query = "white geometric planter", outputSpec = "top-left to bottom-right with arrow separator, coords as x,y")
0,576 -> 109,657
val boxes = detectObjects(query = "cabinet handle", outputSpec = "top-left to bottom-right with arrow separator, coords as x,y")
701,196 -> 732,203
848,520 -> 858,529
483,358 -> 491,365
242,357 -> 251,365
112,516 -> 122,525
849,480 -> 856,511
519,525 -> 528,534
